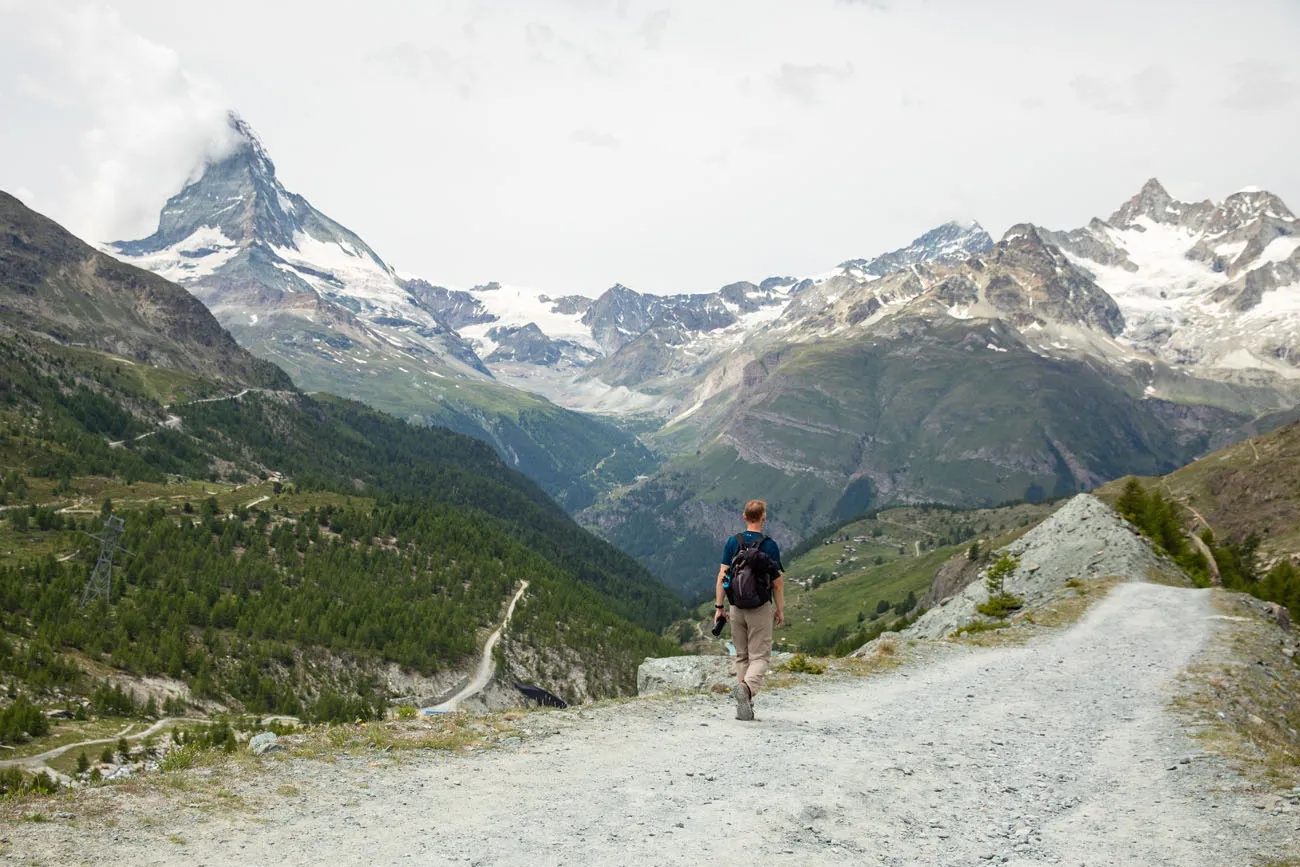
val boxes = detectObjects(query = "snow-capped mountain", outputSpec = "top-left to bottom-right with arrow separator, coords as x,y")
109,113 -> 661,509
1042,179 -> 1300,383
445,225 -> 995,410
110,112 -> 487,380
838,220 -> 994,277
773,222 -> 1125,344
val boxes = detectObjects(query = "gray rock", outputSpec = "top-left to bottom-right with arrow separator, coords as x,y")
636,653 -> 793,696
249,732 -> 282,756
637,656 -> 735,696
898,494 -> 1168,641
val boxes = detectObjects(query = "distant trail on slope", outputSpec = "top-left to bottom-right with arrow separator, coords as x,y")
429,581 -> 529,712
0,718 -> 213,774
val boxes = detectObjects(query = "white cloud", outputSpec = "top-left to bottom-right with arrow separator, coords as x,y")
1222,60 -> 1298,112
639,8 -> 671,50
0,2 -> 237,242
1072,67 -> 1173,114
772,62 -> 855,105
572,127 -> 622,149
2,0 -> 1298,295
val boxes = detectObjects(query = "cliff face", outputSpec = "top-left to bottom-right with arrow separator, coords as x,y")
0,190 -> 290,388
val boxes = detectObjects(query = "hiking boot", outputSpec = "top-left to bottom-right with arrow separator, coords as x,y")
731,682 -> 754,721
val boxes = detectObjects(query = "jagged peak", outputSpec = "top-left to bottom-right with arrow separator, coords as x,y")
223,112 -> 275,171
999,222 -> 1048,245
1138,177 -> 1170,199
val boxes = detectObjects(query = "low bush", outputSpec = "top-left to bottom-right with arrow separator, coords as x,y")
782,654 -> 827,675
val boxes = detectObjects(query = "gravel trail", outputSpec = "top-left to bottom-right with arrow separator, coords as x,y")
7,582 -> 1291,866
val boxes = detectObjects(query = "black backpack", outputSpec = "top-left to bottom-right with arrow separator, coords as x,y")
726,533 -> 774,609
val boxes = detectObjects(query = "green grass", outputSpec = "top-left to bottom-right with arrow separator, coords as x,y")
1096,421 -> 1300,559
778,545 -> 956,651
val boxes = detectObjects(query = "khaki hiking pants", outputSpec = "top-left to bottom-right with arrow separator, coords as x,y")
731,601 -> 774,696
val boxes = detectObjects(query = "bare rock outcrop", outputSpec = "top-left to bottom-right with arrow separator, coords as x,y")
898,494 -> 1167,641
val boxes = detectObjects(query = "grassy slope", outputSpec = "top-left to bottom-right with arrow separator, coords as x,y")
0,337 -> 684,714
593,318 -> 1250,596
233,332 -> 659,512
1095,420 -> 1300,558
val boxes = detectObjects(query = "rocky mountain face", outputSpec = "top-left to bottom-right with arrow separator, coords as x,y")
838,220 -> 994,276
570,183 -> 1300,593
0,190 -> 288,389
110,113 -> 488,382
1041,178 -> 1300,387
109,114 -> 656,510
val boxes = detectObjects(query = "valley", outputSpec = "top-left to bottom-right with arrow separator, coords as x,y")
5,6 -> 1300,862
83,115 -> 1300,599
0,189 -> 690,794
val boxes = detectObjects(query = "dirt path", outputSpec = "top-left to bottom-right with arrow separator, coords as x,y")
0,718 -> 211,774
6,583 -> 1292,865
429,581 -> 529,712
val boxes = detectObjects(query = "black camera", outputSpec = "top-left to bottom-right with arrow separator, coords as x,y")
711,614 -> 727,637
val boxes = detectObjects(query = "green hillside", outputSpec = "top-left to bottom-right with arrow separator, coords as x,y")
1095,421 -> 1300,617
589,318 -> 1265,596
246,341 -> 660,512
0,332 -> 684,726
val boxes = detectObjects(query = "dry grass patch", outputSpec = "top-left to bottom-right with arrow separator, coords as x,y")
284,714 -> 522,762
1170,590 -> 1300,795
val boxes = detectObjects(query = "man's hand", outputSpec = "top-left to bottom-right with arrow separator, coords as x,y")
713,607 -> 727,623
774,606 -> 785,627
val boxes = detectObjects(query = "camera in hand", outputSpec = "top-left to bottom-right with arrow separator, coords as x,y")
711,614 -> 727,637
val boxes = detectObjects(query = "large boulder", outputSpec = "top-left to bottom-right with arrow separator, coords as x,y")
636,653 -> 794,696
638,656 -> 735,696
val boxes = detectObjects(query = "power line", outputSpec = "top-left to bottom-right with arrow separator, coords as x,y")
80,513 -> 130,609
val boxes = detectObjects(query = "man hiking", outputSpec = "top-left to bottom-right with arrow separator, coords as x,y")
714,499 -> 784,721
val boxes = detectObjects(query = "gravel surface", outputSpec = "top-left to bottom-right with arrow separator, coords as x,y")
906,494 -> 1167,639
6,581 -> 1294,866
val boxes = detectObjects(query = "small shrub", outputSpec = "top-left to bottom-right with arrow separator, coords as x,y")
978,554 -> 1024,617
100,746 -> 114,764
394,704 -> 418,720
976,594 -> 1024,618
159,743 -> 201,772
783,654 -> 827,675
76,751 -> 90,774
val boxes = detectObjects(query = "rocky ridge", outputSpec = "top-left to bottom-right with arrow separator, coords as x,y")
900,494 -> 1168,640
0,191 -> 288,389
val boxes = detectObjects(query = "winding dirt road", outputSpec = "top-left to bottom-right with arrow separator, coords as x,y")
0,717 -> 211,775
429,581 -> 529,712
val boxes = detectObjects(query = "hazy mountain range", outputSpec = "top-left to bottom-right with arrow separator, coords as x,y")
104,112 -> 1300,593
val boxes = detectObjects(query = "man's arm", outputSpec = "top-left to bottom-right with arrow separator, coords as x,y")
772,574 -> 785,627
714,564 -> 729,622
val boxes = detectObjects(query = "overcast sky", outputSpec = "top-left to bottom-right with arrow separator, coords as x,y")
3,0 -> 1299,295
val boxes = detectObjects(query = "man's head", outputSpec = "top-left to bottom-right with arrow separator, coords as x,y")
743,499 -> 766,528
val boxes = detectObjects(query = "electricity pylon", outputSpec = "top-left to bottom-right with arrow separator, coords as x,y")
80,513 -> 128,609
